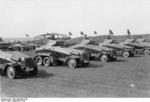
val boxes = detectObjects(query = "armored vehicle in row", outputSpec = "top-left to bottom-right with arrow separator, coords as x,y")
33,33 -> 71,46
0,37 -> 11,50
120,29 -> 150,55
71,39 -> 117,62
0,51 -> 38,79
34,40 -> 90,68
124,38 -> 150,55
135,38 -> 150,55
100,38 -> 135,58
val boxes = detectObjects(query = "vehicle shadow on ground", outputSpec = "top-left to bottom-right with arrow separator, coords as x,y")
132,55 -> 144,58
17,70 -> 55,79
81,63 -> 104,68
112,59 -> 128,62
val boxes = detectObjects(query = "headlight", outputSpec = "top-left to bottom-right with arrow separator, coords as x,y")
21,58 -> 25,61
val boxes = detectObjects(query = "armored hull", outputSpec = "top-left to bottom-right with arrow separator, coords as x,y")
34,40 -> 90,68
71,39 -> 117,62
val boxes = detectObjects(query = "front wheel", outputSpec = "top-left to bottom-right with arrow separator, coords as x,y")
144,49 -> 150,55
7,66 -> 16,79
36,56 -> 43,66
100,55 -> 108,63
68,59 -> 77,68
122,51 -> 130,58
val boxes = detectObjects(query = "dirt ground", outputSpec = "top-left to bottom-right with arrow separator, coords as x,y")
0,53 -> 150,97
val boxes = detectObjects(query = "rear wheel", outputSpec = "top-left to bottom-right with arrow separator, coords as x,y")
68,59 -> 77,68
144,49 -> 150,55
122,51 -> 130,58
100,55 -> 108,62
7,66 -> 16,79
36,56 -> 43,66
43,57 -> 51,66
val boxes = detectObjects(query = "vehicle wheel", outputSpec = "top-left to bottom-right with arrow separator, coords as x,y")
68,59 -> 77,68
30,67 -> 38,75
43,57 -> 51,66
100,55 -> 108,63
122,51 -> 130,58
36,56 -> 43,66
144,49 -> 150,55
7,66 -> 16,79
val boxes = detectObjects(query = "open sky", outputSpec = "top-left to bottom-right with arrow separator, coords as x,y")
1,0 -> 150,38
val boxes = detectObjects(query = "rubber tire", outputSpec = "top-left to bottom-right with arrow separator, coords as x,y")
29,67 -> 38,76
144,49 -> 150,55
122,51 -> 130,58
100,55 -> 108,63
43,57 -> 51,66
68,59 -> 77,68
7,66 -> 16,79
36,56 -> 43,66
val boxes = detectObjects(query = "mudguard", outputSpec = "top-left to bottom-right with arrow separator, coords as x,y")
1,62 -> 17,75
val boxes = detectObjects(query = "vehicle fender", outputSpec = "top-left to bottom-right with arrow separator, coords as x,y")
35,53 -> 46,57
2,62 -> 22,76
2,63 -> 13,75
65,55 -> 80,63
35,52 -> 53,57
99,51 -> 108,56
123,48 -> 130,51
69,55 -> 80,59
122,49 -> 131,54
99,53 -> 104,56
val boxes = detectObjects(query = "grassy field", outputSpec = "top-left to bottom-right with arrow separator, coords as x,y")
1,34 -> 150,97
1,51 -> 150,97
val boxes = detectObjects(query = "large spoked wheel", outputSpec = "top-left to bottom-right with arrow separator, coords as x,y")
68,59 -> 77,68
122,51 -> 130,58
7,66 -> 16,79
43,57 -> 51,66
36,56 -> 43,66
100,55 -> 108,63
144,49 -> 150,55
29,66 -> 38,75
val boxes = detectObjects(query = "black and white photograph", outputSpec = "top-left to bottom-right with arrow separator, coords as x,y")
0,0 -> 150,101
